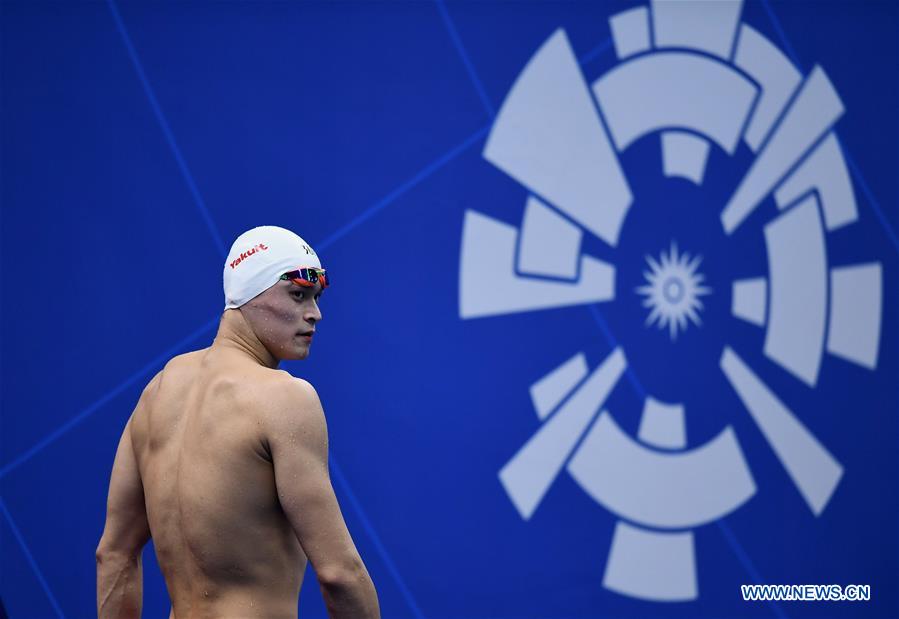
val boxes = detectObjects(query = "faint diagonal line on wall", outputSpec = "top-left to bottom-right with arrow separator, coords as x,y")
106,0 -> 227,257
316,125 -> 489,251
0,498 -> 68,619
0,315 -> 220,479
435,0 -> 495,120
844,140 -> 899,254
760,0 -> 899,256
435,0 -> 614,123
578,37 -> 614,66
758,0 -> 802,75
330,458 -> 426,619
718,520 -> 789,619
587,304 -> 647,399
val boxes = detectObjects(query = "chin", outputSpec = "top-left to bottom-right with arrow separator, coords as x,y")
289,347 -> 310,361
269,345 -> 308,362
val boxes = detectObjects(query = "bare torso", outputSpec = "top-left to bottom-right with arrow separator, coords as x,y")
130,347 -> 306,619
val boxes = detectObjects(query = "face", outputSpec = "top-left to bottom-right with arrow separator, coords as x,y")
240,279 -> 323,361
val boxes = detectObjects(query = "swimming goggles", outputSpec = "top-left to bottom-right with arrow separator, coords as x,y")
280,267 -> 330,289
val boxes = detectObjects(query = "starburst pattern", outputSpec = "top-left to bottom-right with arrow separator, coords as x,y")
636,241 -> 712,340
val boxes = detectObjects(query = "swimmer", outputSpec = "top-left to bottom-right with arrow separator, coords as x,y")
96,226 -> 380,619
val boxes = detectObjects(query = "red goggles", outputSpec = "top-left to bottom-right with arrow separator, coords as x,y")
280,267 -> 329,289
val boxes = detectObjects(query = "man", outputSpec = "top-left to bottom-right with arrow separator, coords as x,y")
96,226 -> 380,619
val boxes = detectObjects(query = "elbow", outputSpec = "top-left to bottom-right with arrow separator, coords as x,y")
95,537 -> 137,566
316,557 -> 369,591
96,537 -> 109,564
317,558 -> 379,618
95,541 -> 115,566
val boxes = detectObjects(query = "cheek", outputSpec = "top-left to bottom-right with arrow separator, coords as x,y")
247,299 -> 301,337
269,300 -> 300,323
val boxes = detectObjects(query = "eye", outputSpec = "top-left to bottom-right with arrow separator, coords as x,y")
291,290 -> 305,300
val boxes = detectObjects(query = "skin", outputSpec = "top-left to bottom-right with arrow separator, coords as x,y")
96,278 -> 380,619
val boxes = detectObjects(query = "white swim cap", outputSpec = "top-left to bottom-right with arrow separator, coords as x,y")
223,225 -> 322,310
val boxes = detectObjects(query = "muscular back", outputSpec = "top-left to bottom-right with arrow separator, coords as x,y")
130,348 -> 306,618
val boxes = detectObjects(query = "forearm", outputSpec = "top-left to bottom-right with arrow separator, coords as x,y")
319,566 -> 380,619
97,549 -> 143,619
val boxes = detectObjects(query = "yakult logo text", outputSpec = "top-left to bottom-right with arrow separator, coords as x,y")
229,243 -> 269,269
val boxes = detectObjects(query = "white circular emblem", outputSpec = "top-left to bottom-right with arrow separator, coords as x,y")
459,0 -> 883,603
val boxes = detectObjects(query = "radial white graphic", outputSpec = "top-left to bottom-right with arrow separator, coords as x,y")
459,0 -> 884,603
636,241 -> 711,340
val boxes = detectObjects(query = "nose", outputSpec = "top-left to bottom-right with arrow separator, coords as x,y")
305,299 -> 322,324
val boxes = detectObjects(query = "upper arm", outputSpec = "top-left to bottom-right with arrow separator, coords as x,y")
265,379 -> 362,577
98,384 -> 154,555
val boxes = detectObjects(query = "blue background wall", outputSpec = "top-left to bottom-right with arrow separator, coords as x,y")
1,1 -> 897,618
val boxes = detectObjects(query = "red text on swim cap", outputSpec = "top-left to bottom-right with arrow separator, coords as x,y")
229,243 -> 269,269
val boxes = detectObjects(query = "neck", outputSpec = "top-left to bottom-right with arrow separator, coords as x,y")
211,309 -> 280,369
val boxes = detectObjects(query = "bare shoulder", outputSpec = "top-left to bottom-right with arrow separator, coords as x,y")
265,372 -> 325,420
159,348 -> 207,378
130,369 -> 163,422
129,349 -> 206,428
134,350 -> 205,405
277,372 -> 320,401
256,372 -> 328,448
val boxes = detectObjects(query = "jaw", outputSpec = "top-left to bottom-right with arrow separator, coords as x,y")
284,341 -> 311,361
